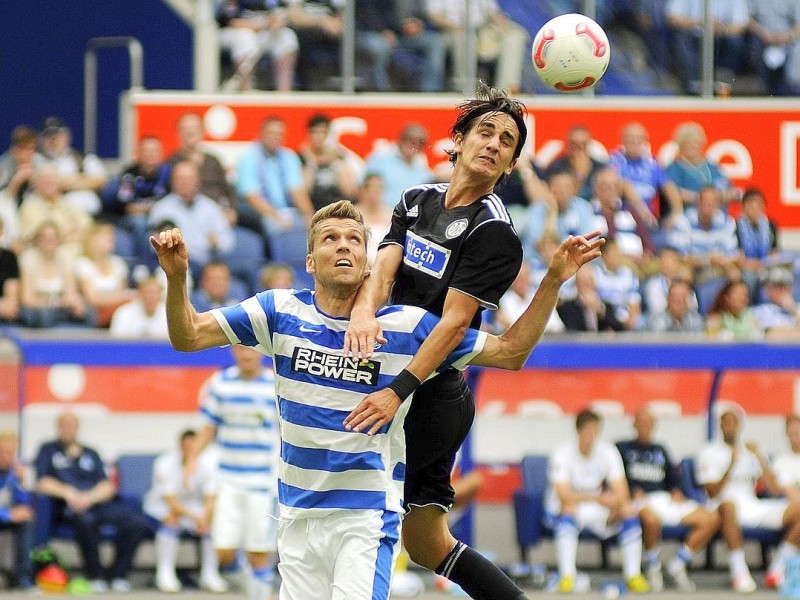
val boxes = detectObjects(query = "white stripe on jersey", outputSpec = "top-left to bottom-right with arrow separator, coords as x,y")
200,366 -> 280,493
483,194 -> 512,223
211,289 -> 486,519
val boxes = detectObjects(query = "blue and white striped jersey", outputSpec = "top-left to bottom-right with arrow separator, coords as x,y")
199,366 -> 279,493
211,288 -> 486,519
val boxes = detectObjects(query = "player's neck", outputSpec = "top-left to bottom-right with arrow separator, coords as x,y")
445,172 -> 494,208
314,287 -> 358,318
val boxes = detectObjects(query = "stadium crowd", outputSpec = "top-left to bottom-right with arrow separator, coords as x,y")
0,111 -> 797,342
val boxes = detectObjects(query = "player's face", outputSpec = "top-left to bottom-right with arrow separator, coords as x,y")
633,411 -> 655,443
787,420 -> 800,450
455,112 -> 519,183
307,219 -> 368,291
719,412 -> 740,445
577,420 -> 599,452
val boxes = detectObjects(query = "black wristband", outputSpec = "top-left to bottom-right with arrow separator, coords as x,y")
387,369 -> 422,401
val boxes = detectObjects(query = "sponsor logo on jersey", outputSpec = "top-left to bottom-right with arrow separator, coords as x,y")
291,347 -> 380,386
407,205 -> 419,217
445,218 -> 469,239
403,231 -> 450,278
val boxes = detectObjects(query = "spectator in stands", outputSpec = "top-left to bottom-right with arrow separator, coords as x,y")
664,122 -> 736,209
530,228 -> 577,301
697,407 -> 800,591
547,408 -> 649,593
354,0 -> 403,92
752,266 -> 800,340
144,429 -> 227,593
665,0 -> 750,93
109,276 -> 169,339
149,160 -> 235,278
592,238 -> 642,330
0,217 -> 20,324
389,0 -> 448,92
665,185 -> 740,286
286,0 -> 345,90
608,121 -> 683,225
190,345 -> 280,600
102,136 -> 170,260
235,116 -> 314,251
216,0 -> 299,92
425,0 -> 529,93
34,117 -> 107,216
641,246 -> 696,317
736,187 -> 780,291
705,279 -> 761,340
34,411 -> 150,593
616,409 -> 722,592
259,261 -> 295,291
168,113 -> 237,222
75,223 -> 135,328
0,125 -> 37,208
297,113 -> 358,210
493,152 -> 550,240
20,164 -> 94,260
524,171 -> 596,264
0,430 -> 34,590
18,222 -> 94,329
557,265 -> 626,332
497,260 -> 564,334
354,172 -> 392,265
749,1 -> 800,96
546,125 -> 607,201
589,167 -> 653,264
646,279 -> 704,333
364,122 -> 434,207
774,414 -> 800,503
191,260 -> 245,312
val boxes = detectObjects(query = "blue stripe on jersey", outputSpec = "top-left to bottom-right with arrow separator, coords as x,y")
201,406 -> 223,425
219,440 -> 275,451
213,394 -> 269,405
392,462 -> 405,481
219,462 -> 273,474
219,303 -> 259,347
280,397 -> 390,436
282,440 -> 384,473
372,512 -> 401,600
279,481 -> 386,510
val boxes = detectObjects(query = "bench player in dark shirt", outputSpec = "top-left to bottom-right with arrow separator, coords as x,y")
343,83 -> 529,600
616,409 -> 731,592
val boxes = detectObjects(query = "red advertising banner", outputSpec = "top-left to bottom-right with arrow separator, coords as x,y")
129,93 -> 800,226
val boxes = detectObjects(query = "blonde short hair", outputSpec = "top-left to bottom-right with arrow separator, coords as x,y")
306,200 -> 369,253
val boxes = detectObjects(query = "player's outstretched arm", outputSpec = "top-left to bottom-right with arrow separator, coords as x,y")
473,232 -> 604,369
150,228 -> 229,352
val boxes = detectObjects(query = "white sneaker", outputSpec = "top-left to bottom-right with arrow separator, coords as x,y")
110,578 -> 132,593
645,562 -> 664,593
89,579 -> 108,593
200,573 -> 229,593
666,560 -> 696,592
732,573 -> 757,593
155,570 -> 182,593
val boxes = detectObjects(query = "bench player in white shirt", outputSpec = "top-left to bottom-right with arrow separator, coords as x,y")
151,199 -> 603,600
546,408 -> 649,594
697,407 -> 800,591
769,414 -> 800,587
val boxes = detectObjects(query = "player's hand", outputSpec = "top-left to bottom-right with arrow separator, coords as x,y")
343,309 -> 387,359
597,490 -> 617,509
343,389 -> 402,436
744,440 -> 761,457
547,231 -> 605,283
150,227 -> 189,278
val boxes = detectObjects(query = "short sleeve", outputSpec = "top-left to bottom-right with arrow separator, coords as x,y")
449,222 -> 522,309
549,446 -> 571,485
213,292 -> 276,354
283,150 -> 304,191
604,444 -> 626,481
235,147 -> 261,197
380,197 -> 411,249
695,446 -> 726,485
773,455 -> 795,489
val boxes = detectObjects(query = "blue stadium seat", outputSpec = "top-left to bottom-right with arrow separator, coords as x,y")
224,227 -> 266,294
269,222 -> 314,290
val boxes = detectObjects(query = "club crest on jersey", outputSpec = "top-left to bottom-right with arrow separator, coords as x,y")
291,347 -> 381,386
403,231 -> 450,278
407,205 -> 419,217
445,218 -> 468,239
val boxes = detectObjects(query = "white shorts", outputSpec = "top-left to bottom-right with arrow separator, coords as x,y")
635,491 -> 699,526
727,497 -> 789,530
278,509 -> 401,600
212,483 -> 278,553
573,502 -> 619,540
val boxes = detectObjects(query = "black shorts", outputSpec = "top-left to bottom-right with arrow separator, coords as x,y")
403,368 -> 475,510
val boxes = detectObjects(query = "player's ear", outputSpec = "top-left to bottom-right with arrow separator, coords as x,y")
452,132 -> 464,154
305,253 -> 315,274
505,158 -> 518,177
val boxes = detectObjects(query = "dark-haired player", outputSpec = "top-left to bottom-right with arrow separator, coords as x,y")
343,83 -> 531,600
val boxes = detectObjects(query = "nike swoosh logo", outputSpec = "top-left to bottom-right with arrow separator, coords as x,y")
299,325 -> 320,333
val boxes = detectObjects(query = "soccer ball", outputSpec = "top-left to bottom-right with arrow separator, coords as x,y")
532,13 -> 610,92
